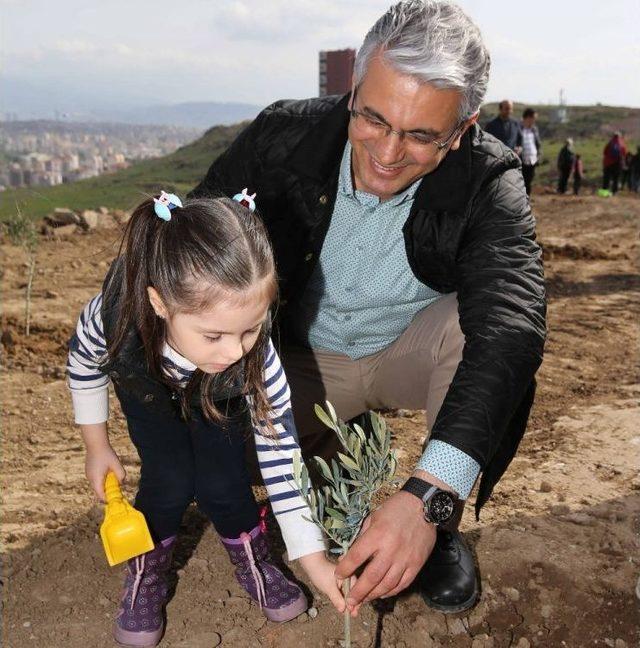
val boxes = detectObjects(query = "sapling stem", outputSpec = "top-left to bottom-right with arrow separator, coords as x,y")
343,576 -> 351,648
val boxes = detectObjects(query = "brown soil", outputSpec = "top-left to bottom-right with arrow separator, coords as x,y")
2,194 -> 639,648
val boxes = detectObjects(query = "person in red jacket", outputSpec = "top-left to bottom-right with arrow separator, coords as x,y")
602,132 -> 627,194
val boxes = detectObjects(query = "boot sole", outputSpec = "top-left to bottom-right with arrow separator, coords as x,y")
421,585 -> 479,614
263,593 -> 308,622
114,624 -> 164,647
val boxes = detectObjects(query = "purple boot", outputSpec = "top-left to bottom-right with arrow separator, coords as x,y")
113,536 -> 176,647
220,524 -> 308,622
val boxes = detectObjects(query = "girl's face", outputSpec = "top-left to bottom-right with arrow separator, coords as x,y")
148,283 -> 271,374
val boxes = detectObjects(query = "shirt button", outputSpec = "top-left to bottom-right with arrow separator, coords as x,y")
319,195 -> 328,205
304,252 -> 314,262
348,342 -> 356,347
344,315 -> 352,321
345,287 -> 353,292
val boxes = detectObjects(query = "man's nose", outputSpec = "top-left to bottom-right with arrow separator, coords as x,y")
374,133 -> 405,166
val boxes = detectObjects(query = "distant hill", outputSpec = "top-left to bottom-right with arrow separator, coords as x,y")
0,122 -> 246,221
89,102 -> 264,129
3,76 -> 263,129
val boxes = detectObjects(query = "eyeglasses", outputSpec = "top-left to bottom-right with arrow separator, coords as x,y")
349,87 -> 462,151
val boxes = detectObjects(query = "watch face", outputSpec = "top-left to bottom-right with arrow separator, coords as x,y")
426,491 -> 455,524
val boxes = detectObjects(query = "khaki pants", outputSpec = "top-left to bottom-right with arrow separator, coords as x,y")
281,293 -> 465,461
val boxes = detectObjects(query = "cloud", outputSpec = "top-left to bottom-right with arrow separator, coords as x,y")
52,39 -> 99,54
211,0 -> 365,44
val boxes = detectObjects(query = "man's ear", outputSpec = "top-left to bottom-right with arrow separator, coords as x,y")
450,112 -> 479,151
147,287 -> 168,319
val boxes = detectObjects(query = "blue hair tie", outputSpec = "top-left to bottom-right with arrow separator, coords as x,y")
153,190 -> 183,221
232,188 -> 257,212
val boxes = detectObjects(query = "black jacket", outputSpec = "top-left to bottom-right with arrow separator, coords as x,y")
484,115 -> 523,151
191,94 -> 546,516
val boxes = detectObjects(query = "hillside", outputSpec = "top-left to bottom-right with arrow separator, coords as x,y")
2,103 -> 638,221
0,122 -> 245,221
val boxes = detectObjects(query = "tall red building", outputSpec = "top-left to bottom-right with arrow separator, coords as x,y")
319,49 -> 356,97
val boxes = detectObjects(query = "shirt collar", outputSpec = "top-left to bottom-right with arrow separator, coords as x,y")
162,341 -> 197,372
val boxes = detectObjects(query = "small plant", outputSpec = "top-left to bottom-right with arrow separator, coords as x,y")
292,402 -> 397,648
6,205 -> 38,335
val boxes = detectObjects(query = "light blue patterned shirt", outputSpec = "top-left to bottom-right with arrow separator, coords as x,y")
293,141 -> 442,359
293,142 -> 480,499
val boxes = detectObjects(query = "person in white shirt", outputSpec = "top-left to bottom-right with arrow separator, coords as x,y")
520,107 -> 542,196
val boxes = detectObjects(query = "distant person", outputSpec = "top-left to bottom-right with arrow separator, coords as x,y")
67,193 -> 347,646
485,99 -> 523,151
557,138 -> 575,194
520,107 -> 542,196
572,154 -> 584,195
630,146 -> 640,192
621,150 -> 634,190
602,132 -> 627,194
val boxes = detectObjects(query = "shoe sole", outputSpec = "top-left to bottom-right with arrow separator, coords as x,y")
263,593 -> 309,622
421,586 -> 479,614
113,625 -> 164,647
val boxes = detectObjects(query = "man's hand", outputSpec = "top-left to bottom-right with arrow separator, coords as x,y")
334,490 -> 436,613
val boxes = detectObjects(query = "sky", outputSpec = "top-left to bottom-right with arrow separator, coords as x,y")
2,0 -> 639,116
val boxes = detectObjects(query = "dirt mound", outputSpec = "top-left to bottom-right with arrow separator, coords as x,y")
2,317 -> 70,378
2,194 -> 639,647
540,239 -> 628,261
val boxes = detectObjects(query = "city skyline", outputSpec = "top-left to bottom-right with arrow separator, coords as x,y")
2,0 -> 639,119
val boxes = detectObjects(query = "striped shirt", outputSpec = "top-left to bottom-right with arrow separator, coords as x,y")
67,293 -> 326,561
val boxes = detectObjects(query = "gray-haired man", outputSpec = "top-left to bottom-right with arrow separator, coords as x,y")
192,0 -> 546,615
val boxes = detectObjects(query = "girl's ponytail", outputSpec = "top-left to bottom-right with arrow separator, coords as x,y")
107,199 -> 167,379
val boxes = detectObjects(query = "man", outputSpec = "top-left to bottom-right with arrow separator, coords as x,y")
484,99 -> 523,152
557,138 -> 575,194
520,107 -> 542,196
191,0 -> 545,616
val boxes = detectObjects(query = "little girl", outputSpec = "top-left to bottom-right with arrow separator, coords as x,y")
67,191 -> 345,647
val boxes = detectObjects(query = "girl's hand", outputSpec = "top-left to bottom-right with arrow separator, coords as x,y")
298,551 -> 357,614
85,443 -> 126,502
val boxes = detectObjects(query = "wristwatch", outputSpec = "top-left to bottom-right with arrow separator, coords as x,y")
401,476 -> 457,528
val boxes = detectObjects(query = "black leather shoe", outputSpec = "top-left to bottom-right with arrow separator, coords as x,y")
418,529 -> 479,613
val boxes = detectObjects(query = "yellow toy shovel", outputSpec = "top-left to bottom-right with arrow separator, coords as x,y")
100,471 -> 154,566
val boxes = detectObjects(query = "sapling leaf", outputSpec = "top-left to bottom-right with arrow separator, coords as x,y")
292,450 -> 302,482
337,453 -> 360,472
325,400 -> 338,424
325,507 -> 345,521
315,456 -> 335,484
353,423 -> 367,444
314,403 -> 336,431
